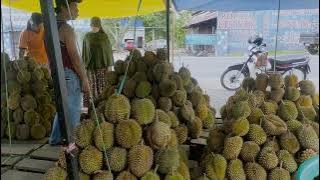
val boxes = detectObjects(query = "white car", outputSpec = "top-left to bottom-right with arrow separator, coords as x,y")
144,39 -> 167,51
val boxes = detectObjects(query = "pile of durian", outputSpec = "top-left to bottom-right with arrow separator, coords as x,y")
44,49 -> 216,180
196,73 -> 319,180
1,53 -> 56,141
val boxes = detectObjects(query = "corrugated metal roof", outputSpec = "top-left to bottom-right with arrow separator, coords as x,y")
185,11 -> 217,27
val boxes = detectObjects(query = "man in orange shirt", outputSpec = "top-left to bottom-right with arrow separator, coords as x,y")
19,12 -> 48,64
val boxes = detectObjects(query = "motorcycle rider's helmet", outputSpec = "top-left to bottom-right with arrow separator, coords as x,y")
248,34 -> 263,46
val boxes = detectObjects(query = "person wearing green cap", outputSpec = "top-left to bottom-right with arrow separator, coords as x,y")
82,16 -> 114,107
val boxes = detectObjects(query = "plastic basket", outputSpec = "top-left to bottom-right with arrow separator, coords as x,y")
297,155 -> 319,180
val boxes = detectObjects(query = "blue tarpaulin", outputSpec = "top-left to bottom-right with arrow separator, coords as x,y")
173,0 -> 319,11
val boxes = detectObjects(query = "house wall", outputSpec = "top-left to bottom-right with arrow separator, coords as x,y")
215,9 -> 319,56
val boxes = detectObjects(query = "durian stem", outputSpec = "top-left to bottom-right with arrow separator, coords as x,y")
154,164 -> 159,173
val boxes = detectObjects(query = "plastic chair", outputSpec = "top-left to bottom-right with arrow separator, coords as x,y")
297,155 -> 319,180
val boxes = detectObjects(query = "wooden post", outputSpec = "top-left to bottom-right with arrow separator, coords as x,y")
39,0 -> 79,179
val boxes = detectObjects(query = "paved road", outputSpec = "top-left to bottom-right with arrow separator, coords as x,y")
172,55 -> 319,114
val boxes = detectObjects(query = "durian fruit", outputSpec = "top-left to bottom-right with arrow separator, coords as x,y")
43,166 -> 67,180
207,127 -> 226,153
141,169 -> 160,180
284,87 -> 300,101
159,79 -> 177,97
30,123 -> 46,140
177,161 -> 190,180
92,170 -> 113,180
5,122 -> 17,139
279,131 -> 300,154
132,72 -> 147,82
15,124 -> 30,140
123,79 -> 137,98
269,73 -> 284,89
248,108 -> 264,124
231,101 -> 251,119
131,98 -> 155,125
312,93 -> 319,106
24,110 -> 40,126
32,68 -> 44,81
299,80 -> 316,96
263,137 -> 280,152
297,124 -> 319,152
255,73 -> 269,91
158,97 -> 172,112
172,90 -> 187,107
223,136 -> 243,160
196,174 -> 210,180
261,101 -> 278,115
154,109 -> 171,126
79,146 -> 103,175
105,71 -> 119,85
167,111 -> 179,128
189,90 -> 204,108
116,170 -> 137,180
231,117 -> 249,136
156,148 -> 180,174
17,70 -> 31,84
298,106 -> 317,121
164,171 -> 184,180
104,94 -> 130,123
285,74 -> 299,87
240,141 -> 260,162
277,150 -> 298,173
135,81 -> 152,98
94,121 -> 114,151
107,147 -> 127,172
268,164 -> 291,180
253,90 -> 265,107
297,149 -> 318,163
310,121 -> 319,137
156,48 -> 167,61
241,77 -> 256,92
114,60 -> 126,75
270,88 -> 285,103
13,107 -> 24,124
179,67 -> 191,83
205,153 -> 227,180
202,110 -> 215,129
115,119 -> 142,149
244,162 -> 267,180
277,100 -> 298,121
153,62 -> 172,83
74,122 -> 93,148
174,124 -> 188,144
286,120 -> 303,135
168,129 -> 178,148
261,114 -> 287,135
258,147 -> 279,170
227,159 -> 246,180
128,144 -> 153,177
195,103 -> 208,120
147,120 -> 171,149
188,116 -> 203,139
246,124 -> 267,145
144,51 -> 158,67
7,93 -> 21,110
180,101 -> 195,122
296,95 -> 313,107
170,74 -> 184,90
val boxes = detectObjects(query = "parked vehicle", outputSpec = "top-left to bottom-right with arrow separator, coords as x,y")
299,32 -> 319,55
220,35 -> 311,91
144,39 -> 167,51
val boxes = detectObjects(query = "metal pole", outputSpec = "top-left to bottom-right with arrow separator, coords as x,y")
274,0 -> 281,72
39,0 -> 79,179
166,0 -> 170,61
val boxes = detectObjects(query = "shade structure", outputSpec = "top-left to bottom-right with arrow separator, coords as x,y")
1,0 -> 166,18
173,0 -> 319,11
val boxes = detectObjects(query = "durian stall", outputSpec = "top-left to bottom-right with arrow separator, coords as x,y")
1,0 -> 320,180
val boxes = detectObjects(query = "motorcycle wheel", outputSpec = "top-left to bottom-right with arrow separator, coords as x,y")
282,67 -> 307,81
220,69 -> 247,91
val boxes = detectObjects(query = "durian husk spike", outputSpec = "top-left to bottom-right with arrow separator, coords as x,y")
279,161 -> 283,169
259,117 -> 263,126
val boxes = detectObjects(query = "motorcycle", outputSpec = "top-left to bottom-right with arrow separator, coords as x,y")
220,36 -> 311,91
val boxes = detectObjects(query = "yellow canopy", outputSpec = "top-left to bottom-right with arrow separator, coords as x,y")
1,0 -> 166,18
